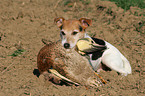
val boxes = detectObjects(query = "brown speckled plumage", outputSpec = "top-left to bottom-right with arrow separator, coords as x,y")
37,40 -> 103,87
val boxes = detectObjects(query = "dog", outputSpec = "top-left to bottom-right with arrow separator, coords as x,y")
76,37 -> 132,76
54,17 -> 92,49
54,17 -> 132,76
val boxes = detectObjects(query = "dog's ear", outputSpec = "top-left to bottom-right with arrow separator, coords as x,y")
79,18 -> 92,29
54,17 -> 65,28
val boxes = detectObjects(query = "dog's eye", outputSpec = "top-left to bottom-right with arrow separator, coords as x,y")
61,31 -> 65,35
72,31 -> 78,35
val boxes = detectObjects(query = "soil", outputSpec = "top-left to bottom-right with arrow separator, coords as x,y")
0,0 -> 145,96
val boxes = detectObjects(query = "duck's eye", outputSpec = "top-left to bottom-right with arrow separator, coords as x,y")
61,31 -> 65,35
91,41 -> 94,43
72,31 -> 78,35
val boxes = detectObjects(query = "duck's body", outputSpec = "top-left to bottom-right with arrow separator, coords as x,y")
37,40 -> 103,87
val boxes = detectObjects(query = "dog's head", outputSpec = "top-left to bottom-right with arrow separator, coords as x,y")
54,17 -> 92,49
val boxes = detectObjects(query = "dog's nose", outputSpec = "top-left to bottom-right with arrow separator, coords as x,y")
64,43 -> 70,49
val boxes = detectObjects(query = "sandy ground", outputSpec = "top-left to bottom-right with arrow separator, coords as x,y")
0,0 -> 145,96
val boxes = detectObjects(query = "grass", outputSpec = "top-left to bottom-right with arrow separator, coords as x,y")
62,0 -> 145,11
9,49 -> 26,57
107,0 -> 145,11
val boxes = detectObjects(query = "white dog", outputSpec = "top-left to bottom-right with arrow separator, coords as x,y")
54,17 -> 132,76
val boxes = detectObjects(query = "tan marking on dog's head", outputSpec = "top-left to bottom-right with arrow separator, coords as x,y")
54,17 -> 65,28
79,18 -> 92,29
54,17 -> 92,31
54,17 -> 92,49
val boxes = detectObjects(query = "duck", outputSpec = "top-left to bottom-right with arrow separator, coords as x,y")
37,40 -> 104,87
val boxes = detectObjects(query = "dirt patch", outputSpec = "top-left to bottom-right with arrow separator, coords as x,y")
0,0 -> 145,95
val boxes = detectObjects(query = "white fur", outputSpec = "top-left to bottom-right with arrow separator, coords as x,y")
85,34 -> 132,76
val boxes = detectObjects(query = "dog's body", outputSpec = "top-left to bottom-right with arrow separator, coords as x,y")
55,17 -> 131,76
82,36 -> 132,76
